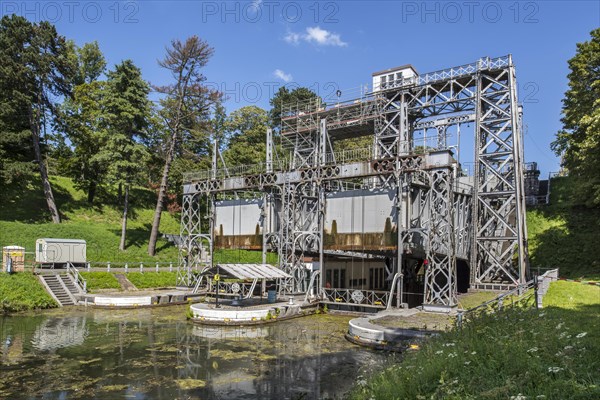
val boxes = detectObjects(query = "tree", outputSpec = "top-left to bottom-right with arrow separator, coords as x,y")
148,36 -> 221,256
269,86 -> 322,128
73,41 -> 106,85
58,41 -> 107,204
222,106 -> 269,167
100,60 -> 151,250
552,28 -> 600,207
0,15 -> 76,223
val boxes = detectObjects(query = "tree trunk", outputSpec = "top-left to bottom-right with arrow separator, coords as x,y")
148,132 -> 177,256
30,107 -> 61,224
87,180 -> 97,204
119,182 -> 130,251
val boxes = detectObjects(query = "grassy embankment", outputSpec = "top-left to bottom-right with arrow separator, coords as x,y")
527,176 -> 600,280
0,274 -> 57,312
350,280 -> 600,399
0,176 -> 275,311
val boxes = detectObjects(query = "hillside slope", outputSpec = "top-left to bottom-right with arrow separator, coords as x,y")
527,176 -> 600,280
0,176 -> 277,266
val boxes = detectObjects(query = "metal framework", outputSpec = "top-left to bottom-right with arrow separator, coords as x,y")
178,55 -> 529,309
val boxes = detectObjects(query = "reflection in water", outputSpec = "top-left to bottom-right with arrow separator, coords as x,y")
0,307 -> 387,399
31,316 -> 88,351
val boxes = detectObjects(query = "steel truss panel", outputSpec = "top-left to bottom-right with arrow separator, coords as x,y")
472,61 -> 528,287
424,168 -> 456,307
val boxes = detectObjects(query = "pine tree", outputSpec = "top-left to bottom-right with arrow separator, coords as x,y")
147,36 -> 221,256
101,60 -> 151,250
0,15 -> 76,223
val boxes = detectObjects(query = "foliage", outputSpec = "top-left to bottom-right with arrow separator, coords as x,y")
79,271 -> 121,291
222,106 -> 269,166
0,15 -> 75,185
268,86 -> 322,128
0,273 -> 57,313
0,15 -> 76,223
527,176 -> 600,280
551,28 -> 600,207
72,40 -> 106,85
350,281 -> 600,400
126,271 -> 177,288
57,41 -> 107,204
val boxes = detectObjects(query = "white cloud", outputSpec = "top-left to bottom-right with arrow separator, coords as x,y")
305,26 -> 347,47
284,26 -> 348,47
273,69 -> 293,82
284,31 -> 301,45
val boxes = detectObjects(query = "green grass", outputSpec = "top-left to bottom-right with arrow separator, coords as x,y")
457,291 -> 501,310
527,176 -> 600,281
79,271 -> 121,291
0,176 -> 180,262
349,281 -> 600,400
0,273 -> 57,313
125,271 -> 177,288
0,175 -> 275,265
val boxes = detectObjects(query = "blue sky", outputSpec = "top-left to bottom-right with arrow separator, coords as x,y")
3,0 -> 599,175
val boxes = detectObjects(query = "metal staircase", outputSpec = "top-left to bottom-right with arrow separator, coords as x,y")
39,273 -> 84,307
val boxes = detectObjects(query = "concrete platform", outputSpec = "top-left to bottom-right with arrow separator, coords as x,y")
346,308 -> 447,351
190,296 -> 312,325
79,289 -> 202,308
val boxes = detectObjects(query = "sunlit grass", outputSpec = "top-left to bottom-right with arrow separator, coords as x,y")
350,281 -> 600,399
0,273 -> 57,313
126,271 -> 178,289
80,271 -> 121,291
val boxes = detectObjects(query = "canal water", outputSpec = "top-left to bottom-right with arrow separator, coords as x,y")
0,306 -> 388,399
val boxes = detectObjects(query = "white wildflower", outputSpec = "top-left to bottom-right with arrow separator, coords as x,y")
471,351 -> 477,355
576,332 -> 587,338
547,367 -> 563,373
510,394 -> 527,400
464,361 -> 471,365
564,345 -> 573,350
435,350 -> 443,355
555,322 -> 564,330
443,342 -> 456,347
536,396 -> 546,399
527,347 -> 538,353
448,352 -> 457,358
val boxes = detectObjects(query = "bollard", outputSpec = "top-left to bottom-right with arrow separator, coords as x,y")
125,263 -> 128,273
87,262 -> 91,272
156,262 -> 159,272
169,262 -> 173,272
140,262 -> 143,273
107,261 -> 111,272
